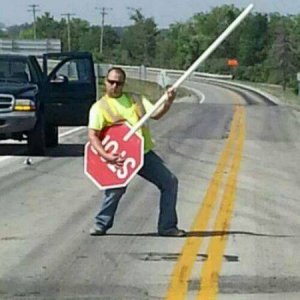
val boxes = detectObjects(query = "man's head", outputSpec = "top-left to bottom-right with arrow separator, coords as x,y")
105,67 -> 126,98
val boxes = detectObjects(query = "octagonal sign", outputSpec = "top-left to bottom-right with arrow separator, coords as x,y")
84,123 -> 144,190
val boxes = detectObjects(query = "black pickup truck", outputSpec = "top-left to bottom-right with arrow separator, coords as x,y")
0,52 -> 96,155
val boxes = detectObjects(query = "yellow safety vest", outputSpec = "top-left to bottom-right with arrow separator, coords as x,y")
94,93 -> 154,152
97,93 -> 146,125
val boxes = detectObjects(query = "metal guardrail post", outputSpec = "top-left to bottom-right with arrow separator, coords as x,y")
139,65 -> 146,81
297,72 -> 300,97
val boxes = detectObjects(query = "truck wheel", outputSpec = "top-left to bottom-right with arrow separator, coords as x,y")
27,115 -> 46,156
45,125 -> 58,147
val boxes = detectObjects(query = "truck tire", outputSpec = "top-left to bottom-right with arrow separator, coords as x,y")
45,125 -> 58,147
27,115 -> 46,156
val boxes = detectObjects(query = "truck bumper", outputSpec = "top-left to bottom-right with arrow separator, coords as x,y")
0,112 -> 37,136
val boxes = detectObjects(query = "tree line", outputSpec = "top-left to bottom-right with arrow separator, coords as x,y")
1,5 -> 300,93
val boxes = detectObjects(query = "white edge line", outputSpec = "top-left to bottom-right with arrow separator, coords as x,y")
59,126 -> 86,138
198,91 -> 206,104
185,86 -> 206,104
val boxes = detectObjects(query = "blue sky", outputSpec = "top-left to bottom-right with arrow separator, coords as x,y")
1,0 -> 299,28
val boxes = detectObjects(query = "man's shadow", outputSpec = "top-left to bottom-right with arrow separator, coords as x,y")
97,230 -> 292,238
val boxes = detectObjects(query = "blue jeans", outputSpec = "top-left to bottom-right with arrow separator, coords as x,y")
95,151 -> 179,233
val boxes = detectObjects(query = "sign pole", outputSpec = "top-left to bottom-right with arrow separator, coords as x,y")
123,3 -> 254,142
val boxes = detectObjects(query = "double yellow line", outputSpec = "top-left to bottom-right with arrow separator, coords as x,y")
165,105 -> 246,300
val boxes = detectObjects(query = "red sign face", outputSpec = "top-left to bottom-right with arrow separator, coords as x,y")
84,123 -> 144,190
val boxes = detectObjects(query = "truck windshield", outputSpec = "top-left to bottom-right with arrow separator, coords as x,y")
0,58 -> 31,83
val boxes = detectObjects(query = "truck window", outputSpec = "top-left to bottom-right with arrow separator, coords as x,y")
50,58 -> 93,83
0,59 -> 31,83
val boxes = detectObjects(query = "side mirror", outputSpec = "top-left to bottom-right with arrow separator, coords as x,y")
50,74 -> 69,84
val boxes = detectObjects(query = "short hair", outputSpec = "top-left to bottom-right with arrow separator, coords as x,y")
106,67 -> 126,81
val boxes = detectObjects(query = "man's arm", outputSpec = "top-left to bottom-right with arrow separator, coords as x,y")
151,88 -> 176,120
88,128 -> 125,167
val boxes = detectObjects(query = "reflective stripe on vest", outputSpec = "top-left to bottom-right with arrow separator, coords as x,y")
129,93 -> 146,118
96,95 -> 124,123
97,93 -> 147,124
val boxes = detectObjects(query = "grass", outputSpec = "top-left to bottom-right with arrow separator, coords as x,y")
235,80 -> 300,106
97,77 -> 192,103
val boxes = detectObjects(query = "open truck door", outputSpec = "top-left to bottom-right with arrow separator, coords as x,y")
43,52 -> 96,127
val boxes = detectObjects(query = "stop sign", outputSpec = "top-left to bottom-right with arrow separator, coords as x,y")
84,123 -> 144,190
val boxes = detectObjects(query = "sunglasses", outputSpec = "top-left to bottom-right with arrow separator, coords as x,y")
106,79 -> 125,86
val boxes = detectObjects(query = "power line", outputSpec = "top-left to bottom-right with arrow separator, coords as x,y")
27,4 -> 40,40
96,7 -> 112,55
61,13 -> 75,51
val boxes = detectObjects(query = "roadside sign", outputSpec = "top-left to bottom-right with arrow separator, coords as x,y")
227,59 -> 239,67
84,123 -> 144,190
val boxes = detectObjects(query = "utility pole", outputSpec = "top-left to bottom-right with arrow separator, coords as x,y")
96,7 -> 112,55
28,4 -> 40,40
297,72 -> 300,96
61,13 -> 75,51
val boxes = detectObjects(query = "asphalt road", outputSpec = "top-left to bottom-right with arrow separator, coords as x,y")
0,81 -> 299,300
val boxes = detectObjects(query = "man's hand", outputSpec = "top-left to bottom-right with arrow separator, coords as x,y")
150,87 -> 177,120
166,87 -> 176,104
88,128 -> 125,168
104,153 -> 125,168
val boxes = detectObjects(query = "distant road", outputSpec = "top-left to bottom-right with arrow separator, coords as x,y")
0,80 -> 299,299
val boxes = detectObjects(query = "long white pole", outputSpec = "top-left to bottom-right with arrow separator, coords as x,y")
123,3 -> 254,142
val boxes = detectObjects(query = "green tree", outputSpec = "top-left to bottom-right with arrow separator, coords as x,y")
160,5 -> 242,71
67,18 -> 90,51
266,16 -> 299,90
120,9 -> 158,65
79,25 -> 120,62
19,27 -> 35,39
36,12 -> 60,39
238,13 -> 268,66
200,5 -> 241,59
0,29 -> 8,38
0,23 -> 7,38
153,29 -> 177,68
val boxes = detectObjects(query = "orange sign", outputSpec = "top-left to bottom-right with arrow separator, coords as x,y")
227,59 -> 239,67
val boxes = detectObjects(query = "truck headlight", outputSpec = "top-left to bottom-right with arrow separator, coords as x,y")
14,99 -> 36,111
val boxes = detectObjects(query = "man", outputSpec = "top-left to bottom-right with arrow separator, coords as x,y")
88,67 -> 186,237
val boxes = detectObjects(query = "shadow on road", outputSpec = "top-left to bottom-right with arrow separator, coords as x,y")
48,144 -> 84,157
98,230 -> 293,238
0,143 -> 84,157
0,143 -> 27,156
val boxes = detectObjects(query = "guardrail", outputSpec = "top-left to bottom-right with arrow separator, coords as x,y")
0,39 -> 61,56
199,77 -> 281,105
96,63 -> 232,82
95,64 -> 280,105
35,59 -> 281,106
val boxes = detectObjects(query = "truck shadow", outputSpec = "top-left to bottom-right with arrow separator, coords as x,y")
0,143 -> 28,155
48,144 -> 84,157
0,143 -> 84,157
